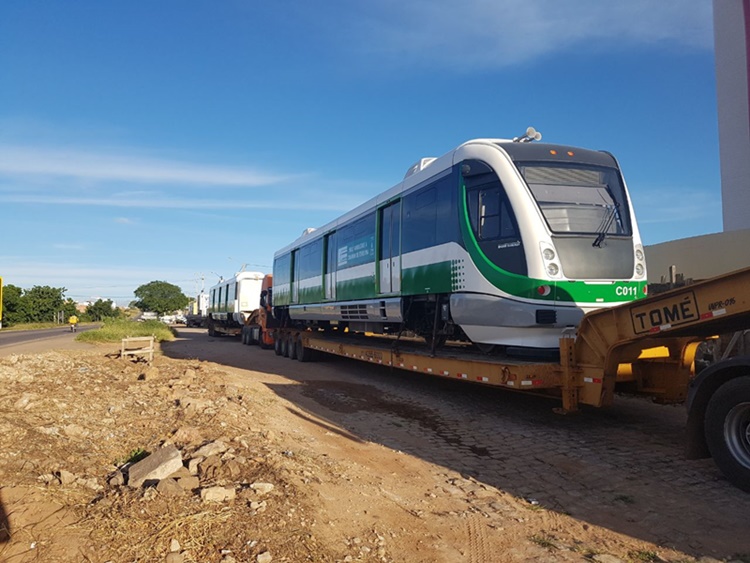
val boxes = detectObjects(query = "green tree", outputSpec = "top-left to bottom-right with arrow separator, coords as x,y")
133,281 -> 188,315
23,286 -> 67,323
1,284 -> 25,326
85,298 -> 120,321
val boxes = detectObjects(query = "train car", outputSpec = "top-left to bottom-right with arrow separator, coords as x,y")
272,132 -> 647,350
206,270 -> 265,337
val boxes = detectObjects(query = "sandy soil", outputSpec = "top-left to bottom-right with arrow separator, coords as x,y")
0,329 -> 747,563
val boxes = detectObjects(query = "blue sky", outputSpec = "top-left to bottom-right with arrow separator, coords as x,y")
0,1 -> 718,304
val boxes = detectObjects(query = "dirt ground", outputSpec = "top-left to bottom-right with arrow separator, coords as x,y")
0,329 -> 748,563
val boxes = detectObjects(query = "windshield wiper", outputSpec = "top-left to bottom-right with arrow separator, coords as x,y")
593,203 -> 619,247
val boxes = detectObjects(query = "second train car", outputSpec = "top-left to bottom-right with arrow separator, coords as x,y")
272,134 -> 647,350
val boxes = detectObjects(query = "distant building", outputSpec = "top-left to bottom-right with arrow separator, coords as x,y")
645,228 -> 750,283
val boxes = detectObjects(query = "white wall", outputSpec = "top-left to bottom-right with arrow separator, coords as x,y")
714,0 -> 750,232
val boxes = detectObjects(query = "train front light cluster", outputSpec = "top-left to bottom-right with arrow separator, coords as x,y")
539,242 -> 562,279
634,245 -> 646,278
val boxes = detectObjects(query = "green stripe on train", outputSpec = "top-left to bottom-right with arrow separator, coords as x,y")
401,262 -> 453,295
336,275 -> 377,301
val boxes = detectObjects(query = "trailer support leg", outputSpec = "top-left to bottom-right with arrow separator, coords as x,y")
559,335 -> 580,414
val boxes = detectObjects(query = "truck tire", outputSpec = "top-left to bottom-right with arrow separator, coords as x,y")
288,335 -> 297,359
296,336 -> 313,362
274,334 -> 283,356
705,376 -> 750,492
208,321 -> 217,337
281,334 -> 290,358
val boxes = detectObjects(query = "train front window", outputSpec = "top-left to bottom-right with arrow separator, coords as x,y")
518,163 -> 632,236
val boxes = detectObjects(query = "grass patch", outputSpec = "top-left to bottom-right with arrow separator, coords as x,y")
627,550 -> 660,562
75,319 -> 175,343
529,534 -> 557,550
115,447 -> 149,466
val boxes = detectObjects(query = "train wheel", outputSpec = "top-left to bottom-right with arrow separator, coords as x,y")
274,333 -> 283,356
705,376 -> 750,492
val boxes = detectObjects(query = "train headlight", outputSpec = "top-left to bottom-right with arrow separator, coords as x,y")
634,244 -> 646,278
542,248 -> 555,261
547,263 -> 560,276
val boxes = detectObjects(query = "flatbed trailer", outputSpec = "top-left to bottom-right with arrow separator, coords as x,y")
269,266 -> 750,491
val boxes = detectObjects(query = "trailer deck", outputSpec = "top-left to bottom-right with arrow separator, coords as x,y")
273,266 -> 750,490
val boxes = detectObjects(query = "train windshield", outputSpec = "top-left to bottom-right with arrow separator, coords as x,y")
517,163 -> 632,237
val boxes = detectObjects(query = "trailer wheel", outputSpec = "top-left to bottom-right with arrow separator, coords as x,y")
208,321 -> 217,337
705,376 -> 750,492
296,336 -> 313,362
274,334 -> 282,356
281,334 -> 290,358
289,335 -> 298,360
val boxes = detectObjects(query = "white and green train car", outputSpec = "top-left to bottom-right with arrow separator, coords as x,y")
272,136 -> 647,350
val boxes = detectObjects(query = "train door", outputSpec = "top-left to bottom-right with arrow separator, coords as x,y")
325,232 -> 337,300
291,249 -> 300,303
379,200 -> 401,294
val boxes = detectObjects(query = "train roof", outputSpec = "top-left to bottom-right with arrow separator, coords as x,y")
208,270 -> 264,291
274,138 -> 618,257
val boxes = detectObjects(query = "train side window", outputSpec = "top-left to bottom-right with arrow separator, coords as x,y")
462,159 -> 526,275
478,188 -> 518,241
401,173 -> 459,254
299,238 -> 323,280
325,232 -> 337,273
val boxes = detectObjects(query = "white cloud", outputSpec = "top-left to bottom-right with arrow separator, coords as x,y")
340,0 -> 713,68
114,217 -> 134,224
0,143 -> 375,213
1,259 -> 198,300
0,193 -> 358,212
0,144 -> 296,187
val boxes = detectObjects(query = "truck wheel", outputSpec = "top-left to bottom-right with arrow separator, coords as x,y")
208,322 -> 216,337
297,336 -> 313,362
281,334 -> 290,358
288,335 -> 297,359
705,376 -> 750,492
274,334 -> 283,356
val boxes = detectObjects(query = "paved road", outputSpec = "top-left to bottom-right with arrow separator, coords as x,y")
163,328 -> 750,560
0,325 -> 98,357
